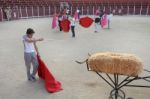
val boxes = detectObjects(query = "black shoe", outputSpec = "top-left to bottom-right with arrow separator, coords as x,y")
28,78 -> 35,82
28,76 -> 36,82
94,31 -> 98,33
31,76 -> 36,81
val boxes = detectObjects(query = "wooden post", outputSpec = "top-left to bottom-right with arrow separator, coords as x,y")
127,5 -> 129,15
19,6 -> 22,18
140,3 -> 142,15
93,6 -> 94,15
31,6 -> 33,17
82,6 -> 83,15
25,6 -> 28,18
43,6 -> 45,16
37,6 -> 39,17
0,8 -> 3,21
133,4 -> 135,15
146,5 -> 149,16
49,6 -> 50,16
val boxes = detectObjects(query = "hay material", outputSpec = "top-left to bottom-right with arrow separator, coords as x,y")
87,52 -> 143,76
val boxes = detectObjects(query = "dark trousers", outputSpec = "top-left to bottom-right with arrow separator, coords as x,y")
67,13 -> 69,19
71,26 -> 75,37
58,20 -> 62,31
78,13 -> 80,19
108,20 -> 110,29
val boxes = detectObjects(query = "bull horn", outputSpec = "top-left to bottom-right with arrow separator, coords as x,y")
88,53 -> 91,56
75,59 -> 87,64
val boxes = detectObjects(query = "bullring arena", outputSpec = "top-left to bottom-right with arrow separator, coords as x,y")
0,0 -> 150,99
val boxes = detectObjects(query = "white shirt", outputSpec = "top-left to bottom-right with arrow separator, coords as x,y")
77,9 -> 80,13
107,14 -> 113,21
22,35 -> 35,53
66,9 -> 69,14
70,18 -> 75,26
94,15 -> 100,19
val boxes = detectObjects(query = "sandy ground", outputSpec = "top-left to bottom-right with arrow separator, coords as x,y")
0,16 -> 150,99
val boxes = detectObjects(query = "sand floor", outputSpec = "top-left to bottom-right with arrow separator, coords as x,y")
0,16 -> 150,99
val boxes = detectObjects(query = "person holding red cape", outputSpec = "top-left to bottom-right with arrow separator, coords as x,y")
22,28 -> 44,82
23,28 -> 62,93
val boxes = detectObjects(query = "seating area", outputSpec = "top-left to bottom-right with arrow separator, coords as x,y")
0,0 -> 149,6
0,0 -> 150,21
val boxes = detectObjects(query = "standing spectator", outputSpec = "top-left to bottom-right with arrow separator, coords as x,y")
4,7 -> 12,21
70,16 -> 76,37
94,15 -> 100,33
52,13 -> 58,29
107,12 -> 113,29
66,8 -> 70,19
58,15 -> 62,31
99,10 -> 104,25
101,13 -> 107,28
76,8 -> 80,19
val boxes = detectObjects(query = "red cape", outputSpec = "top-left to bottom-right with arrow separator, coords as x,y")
61,19 -> 70,32
79,16 -> 93,28
37,55 -> 62,93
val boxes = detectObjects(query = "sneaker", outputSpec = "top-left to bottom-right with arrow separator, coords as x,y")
28,77 -> 36,82
31,76 -> 36,81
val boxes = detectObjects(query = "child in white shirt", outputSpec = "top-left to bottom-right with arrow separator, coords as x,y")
22,28 -> 43,81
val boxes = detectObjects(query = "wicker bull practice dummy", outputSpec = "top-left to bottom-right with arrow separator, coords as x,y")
76,52 -> 150,99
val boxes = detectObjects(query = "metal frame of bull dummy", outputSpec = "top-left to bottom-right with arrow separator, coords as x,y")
76,52 -> 150,99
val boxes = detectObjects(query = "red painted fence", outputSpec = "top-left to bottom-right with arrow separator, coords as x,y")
0,0 -> 150,22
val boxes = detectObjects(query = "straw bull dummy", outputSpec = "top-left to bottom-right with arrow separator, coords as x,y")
76,52 -> 143,76
76,52 -> 150,99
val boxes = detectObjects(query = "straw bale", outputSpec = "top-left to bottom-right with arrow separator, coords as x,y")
87,52 -> 143,76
